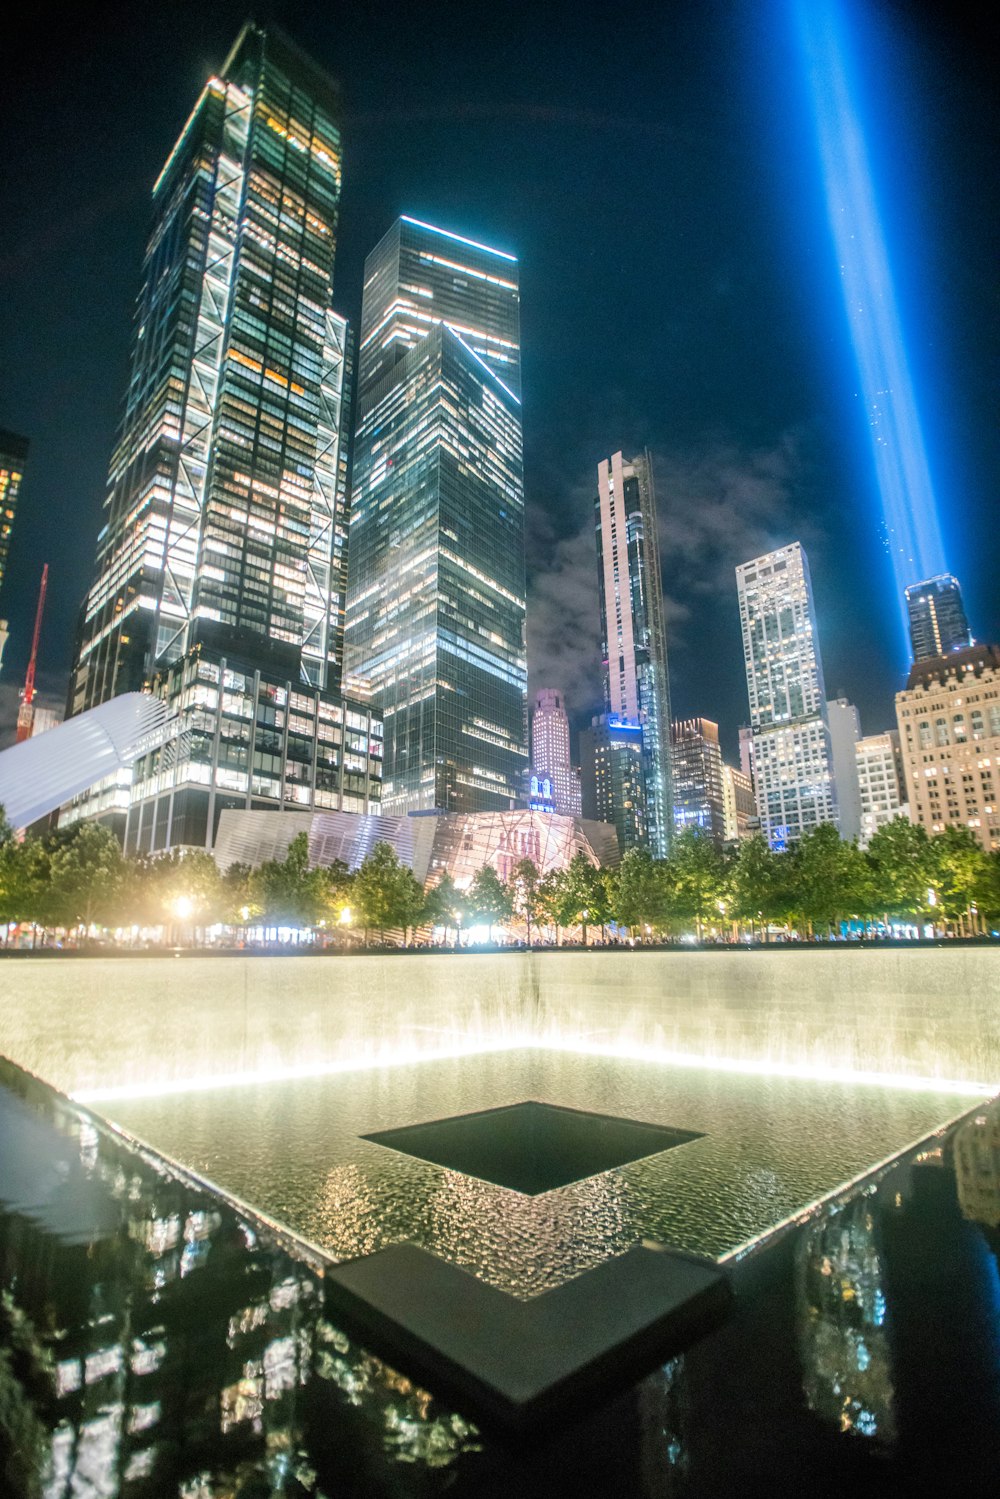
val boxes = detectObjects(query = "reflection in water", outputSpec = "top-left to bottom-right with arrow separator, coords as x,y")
954,1096 -> 1000,1232
796,1189 -> 896,1443
0,1068 -> 480,1498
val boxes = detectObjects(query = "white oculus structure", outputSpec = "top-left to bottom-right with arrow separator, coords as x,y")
0,693 -> 168,831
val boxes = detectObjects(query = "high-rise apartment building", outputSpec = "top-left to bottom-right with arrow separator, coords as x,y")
530,688 -> 581,816
579,715 -> 647,854
855,730 -> 905,848
736,543 -> 838,848
905,574 -> 972,664
671,718 -> 726,845
895,643 -> 1000,852
0,430 -> 28,601
722,763 -> 756,842
344,216 -> 527,814
826,697 -> 862,842
594,450 -> 672,855
64,24 -> 380,848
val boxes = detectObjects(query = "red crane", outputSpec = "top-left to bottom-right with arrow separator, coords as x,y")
16,563 -> 48,743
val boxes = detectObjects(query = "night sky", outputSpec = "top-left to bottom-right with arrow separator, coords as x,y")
1,0 -> 996,759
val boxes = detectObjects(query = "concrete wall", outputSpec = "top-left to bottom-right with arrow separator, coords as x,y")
0,948 -> 997,1100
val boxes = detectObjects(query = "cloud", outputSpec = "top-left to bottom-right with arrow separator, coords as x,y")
526,522 -> 603,717
526,430 -> 821,716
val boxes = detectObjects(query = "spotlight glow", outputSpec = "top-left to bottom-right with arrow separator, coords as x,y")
72,1035 -> 996,1107
795,0 -> 948,650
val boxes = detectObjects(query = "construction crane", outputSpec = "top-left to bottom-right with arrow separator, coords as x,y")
16,563 -> 48,743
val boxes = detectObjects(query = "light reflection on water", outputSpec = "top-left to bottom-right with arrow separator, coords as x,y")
2,1059 -> 1000,1496
106,1049 -> 981,1278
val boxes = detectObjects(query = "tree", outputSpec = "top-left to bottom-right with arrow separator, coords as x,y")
353,841 -> 424,945
725,835 -> 790,941
551,852 -> 608,943
791,823 -> 871,937
668,827 -> 726,939
611,847 -> 661,935
866,817 -> 936,925
930,825 -> 990,932
511,858 -> 543,946
252,833 -> 327,934
422,873 -> 463,943
466,865 -> 513,941
45,822 -> 124,936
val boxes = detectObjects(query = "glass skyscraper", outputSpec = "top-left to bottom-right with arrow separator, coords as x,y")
736,542 -> 838,848
66,24 -> 380,848
904,574 -> 972,664
344,217 -> 527,814
671,717 -> 726,846
594,450 -> 673,856
0,430 -> 27,604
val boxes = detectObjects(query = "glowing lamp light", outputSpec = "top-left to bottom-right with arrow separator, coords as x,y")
338,906 -> 352,926
173,895 -> 194,920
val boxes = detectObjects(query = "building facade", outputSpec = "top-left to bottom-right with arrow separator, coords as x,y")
580,714 -> 648,855
855,730 -> 905,848
671,717 -> 726,845
0,430 -> 27,603
826,697 -> 862,841
722,763 -> 756,843
64,25 -> 367,845
530,688 -> 581,816
895,643 -> 1000,852
343,217 -> 528,815
594,451 -> 673,855
736,543 -> 838,848
905,574 -> 972,664
213,805 -> 620,887
116,646 -> 381,855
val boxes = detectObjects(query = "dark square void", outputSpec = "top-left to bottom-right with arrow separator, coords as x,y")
363,1100 -> 704,1194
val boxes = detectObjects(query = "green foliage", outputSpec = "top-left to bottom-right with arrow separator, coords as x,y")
511,857 -> 543,944
45,822 -> 124,932
789,823 -> 872,933
353,841 -> 425,942
545,852 -> 609,938
251,832 -> 329,930
865,817 -> 936,920
725,835 -> 789,933
466,865 -> 513,938
668,828 -> 726,934
422,873 -> 463,939
929,825 -> 991,922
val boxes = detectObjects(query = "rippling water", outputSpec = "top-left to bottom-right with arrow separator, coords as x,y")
106,1048 -> 978,1284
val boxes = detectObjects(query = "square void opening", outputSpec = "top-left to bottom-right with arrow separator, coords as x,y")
363,1100 -> 704,1195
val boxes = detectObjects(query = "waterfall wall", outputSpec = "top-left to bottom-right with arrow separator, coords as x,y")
0,948 -> 996,1100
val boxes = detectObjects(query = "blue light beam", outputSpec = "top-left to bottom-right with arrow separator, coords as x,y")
795,0 -> 948,650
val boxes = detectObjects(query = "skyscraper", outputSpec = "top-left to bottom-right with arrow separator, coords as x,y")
895,642 -> 1000,853
530,688 -> 581,816
344,217 -> 527,814
736,543 -> 838,848
0,430 -> 28,602
826,697 -> 862,842
671,718 -> 726,845
579,715 -> 648,854
65,24 -> 381,848
722,762 -> 756,843
594,450 -> 672,855
905,574 -> 973,664
855,730 -> 905,849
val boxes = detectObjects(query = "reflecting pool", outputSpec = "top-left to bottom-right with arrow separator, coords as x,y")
105,1048 -> 978,1277
2,1056 -> 999,1496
